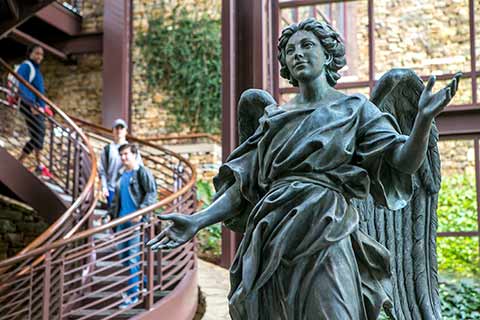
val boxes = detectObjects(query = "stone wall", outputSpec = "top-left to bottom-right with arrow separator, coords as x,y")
438,139 -> 476,177
354,0 -> 470,100
38,0 -> 104,125
81,0 -> 104,33
42,54 -> 103,124
130,0 -> 221,138
162,139 -> 222,183
0,195 -> 48,260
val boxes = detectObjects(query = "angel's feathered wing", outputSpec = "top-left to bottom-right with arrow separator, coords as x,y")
220,89 -> 276,233
353,69 -> 442,320
238,88 -> 276,144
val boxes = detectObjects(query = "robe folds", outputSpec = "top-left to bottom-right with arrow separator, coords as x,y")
213,94 -> 413,320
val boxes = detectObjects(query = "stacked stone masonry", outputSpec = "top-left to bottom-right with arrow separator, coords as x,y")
0,195 -> 48,260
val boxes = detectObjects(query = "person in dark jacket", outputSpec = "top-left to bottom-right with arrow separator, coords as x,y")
109,143 -> 157,308
17,45 -> 51,178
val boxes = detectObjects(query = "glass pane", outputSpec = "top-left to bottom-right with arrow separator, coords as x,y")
476,0 -> 480,66
477,77 -> 480,104
340,0 -> 369,83
437,236 -> 480,278
438,139 -> 477,232
374,0 -> 471,78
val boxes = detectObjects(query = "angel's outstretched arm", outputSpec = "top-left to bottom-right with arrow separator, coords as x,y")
147,181 -> 243,250
386,73 -> 461,174
194,181 -> 243,228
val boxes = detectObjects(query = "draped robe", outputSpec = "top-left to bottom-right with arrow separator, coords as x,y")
213,94 -> 414,320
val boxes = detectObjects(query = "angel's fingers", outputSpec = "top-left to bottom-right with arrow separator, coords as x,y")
164,241 -> 183,250
157,213 -> 177,221
449,78 -> 457,97
150,237 -> 172,251
445,87 -> 452,103
454,73 -> 462,92
426,75 -> 436,92
146,227 -> 170,246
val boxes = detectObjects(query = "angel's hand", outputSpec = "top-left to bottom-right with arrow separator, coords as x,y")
146,213 -> 199,251
418,72 -> 462,120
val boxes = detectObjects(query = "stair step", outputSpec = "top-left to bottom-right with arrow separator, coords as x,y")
67,307 -> 143,319
59,193 -> 73,203
93,209 -> 108,217
95,260 -> 165,268
43,181 -> 65,194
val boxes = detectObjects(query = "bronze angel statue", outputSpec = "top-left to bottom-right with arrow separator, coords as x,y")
148,18 -> 461,320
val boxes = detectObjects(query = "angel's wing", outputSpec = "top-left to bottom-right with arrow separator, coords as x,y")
238,89 -> 276,144
354,69 -> 442,320
219,89 -> 277,234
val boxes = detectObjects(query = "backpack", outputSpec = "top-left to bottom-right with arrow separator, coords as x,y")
7,60 -> 36,108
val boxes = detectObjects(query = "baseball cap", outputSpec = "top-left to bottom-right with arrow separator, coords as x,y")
112,118 -> 127,129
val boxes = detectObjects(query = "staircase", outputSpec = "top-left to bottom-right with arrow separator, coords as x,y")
0,55 -> 199,318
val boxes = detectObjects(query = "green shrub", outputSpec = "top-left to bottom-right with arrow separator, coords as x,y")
440,280 -> 480,319
196,180 -> 222,258
138,5 -> 221,134
437,173 -> 480,278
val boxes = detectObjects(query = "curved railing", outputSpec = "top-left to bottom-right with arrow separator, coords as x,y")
0,58 -> 98,265
0,59 -> 198,318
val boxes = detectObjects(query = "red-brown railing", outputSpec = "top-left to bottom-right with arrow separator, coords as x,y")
0,59 -> 198,319
0,58 -> 98,264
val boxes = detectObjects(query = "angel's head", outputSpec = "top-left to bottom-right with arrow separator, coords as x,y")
278,18 -> 346,87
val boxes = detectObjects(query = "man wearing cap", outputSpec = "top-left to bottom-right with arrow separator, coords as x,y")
99,119 -> 140,208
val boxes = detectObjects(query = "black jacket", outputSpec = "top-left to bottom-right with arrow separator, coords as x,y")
109,165 -> 157,220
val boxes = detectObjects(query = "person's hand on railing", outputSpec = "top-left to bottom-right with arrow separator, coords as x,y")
30,106 -> 44,115
147,213 -> 199,251
44,105 -> 53,117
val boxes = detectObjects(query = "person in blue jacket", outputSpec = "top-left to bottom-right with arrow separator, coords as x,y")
17,45 -> 51,178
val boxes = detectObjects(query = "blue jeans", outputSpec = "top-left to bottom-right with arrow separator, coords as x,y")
117,226 -> 142,299
117,226 -> 146,299
107,188 -> 115,208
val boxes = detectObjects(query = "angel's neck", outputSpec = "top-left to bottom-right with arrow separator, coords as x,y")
297,77 -> 333,104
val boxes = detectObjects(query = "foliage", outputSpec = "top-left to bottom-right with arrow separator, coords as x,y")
137,5 -> 222,133
196,180 -> 222,258
437,173 -> 480,278
439,280 -> 480,319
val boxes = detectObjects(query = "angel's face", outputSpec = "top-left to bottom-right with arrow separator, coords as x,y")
285,30 -> 326,84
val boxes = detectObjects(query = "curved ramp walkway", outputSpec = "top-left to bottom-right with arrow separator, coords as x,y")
198,259 -> 231,320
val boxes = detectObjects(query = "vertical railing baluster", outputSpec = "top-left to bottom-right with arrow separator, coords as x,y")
146,222 -> 155,309
59,260 -> 65,320
42,251 -> 51,320
28,268 -> 33,320
66,135 -> 72,193
49,120 -> 54,172
73,134 -> 80,200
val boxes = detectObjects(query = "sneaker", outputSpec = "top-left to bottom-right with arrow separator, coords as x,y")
40,166 -> 53,179
119,296 -> 139,309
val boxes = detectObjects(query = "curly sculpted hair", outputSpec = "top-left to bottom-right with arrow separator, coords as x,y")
278,18 -> 346,87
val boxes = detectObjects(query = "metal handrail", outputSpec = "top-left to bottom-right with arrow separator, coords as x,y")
0,60 -> 198,318
0,57 -> 98,265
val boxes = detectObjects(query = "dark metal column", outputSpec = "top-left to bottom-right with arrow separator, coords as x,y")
102,0 -> 132,130
220,0 -> 270,268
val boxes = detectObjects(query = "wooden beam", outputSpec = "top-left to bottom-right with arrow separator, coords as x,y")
102,0 -> 132,130
9,28 -> 68,61
36,2 -> 82,36
55,33 -> 103,55
0,0 -> 54,38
